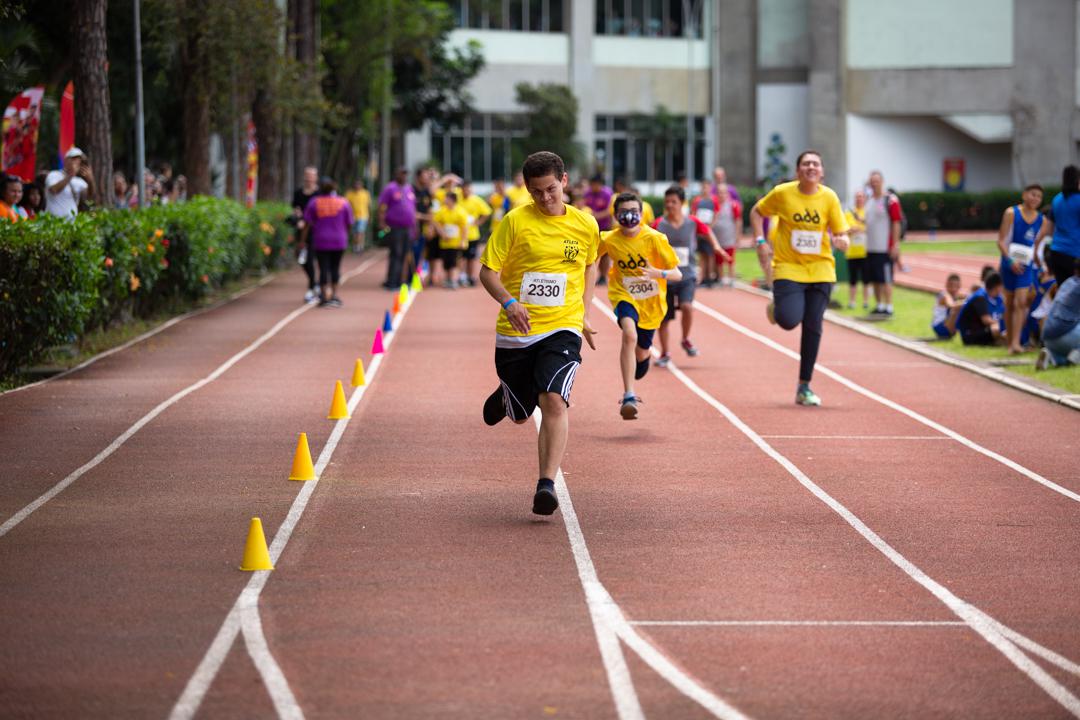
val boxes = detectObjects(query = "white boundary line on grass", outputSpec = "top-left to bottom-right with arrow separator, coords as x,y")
169,281 -> 415,720
593,297 -> 1080,714
733,281 -> 1080,412
693,298 -> 1080,505
0,257 -> 380,540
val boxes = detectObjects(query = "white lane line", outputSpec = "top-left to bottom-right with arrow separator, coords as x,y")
760,435 -> 952,441
534,412 -> 748,720
0,258 -> 382,540
630,620 -> 967,627
693,299 -> 1080,505
625,309 -> 1080,716
169,283 -> 414,720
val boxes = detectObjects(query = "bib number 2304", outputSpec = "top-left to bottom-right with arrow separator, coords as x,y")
520,272 -> 567,306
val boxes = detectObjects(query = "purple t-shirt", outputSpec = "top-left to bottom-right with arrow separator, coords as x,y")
303,193 -> 354,251
712,183 -> 741,204
584,186 -> 614,231
378,181 -> 416,228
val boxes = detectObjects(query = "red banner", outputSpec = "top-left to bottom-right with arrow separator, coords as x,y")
2,87 -> 45,182
59,81 -> 75,160
245,119 -> 258,207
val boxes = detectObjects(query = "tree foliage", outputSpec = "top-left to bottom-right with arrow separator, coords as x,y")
514,82 -> 582,171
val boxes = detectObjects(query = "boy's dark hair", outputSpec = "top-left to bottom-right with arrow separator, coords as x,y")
1,175 -> 20,192
590,173 -> 604,184
675,171 -> 687,183
985,272 -> 1003,290
1023,183 -> 1043,194
522,152 -> 565,184
796,149 -> 823,167
613,192 -> 641,213
444,190 -> 457,202
980,264 -> 996,282
664,185 -> 685,202
1062,165 -> 1079,195
947,273 -> 961,282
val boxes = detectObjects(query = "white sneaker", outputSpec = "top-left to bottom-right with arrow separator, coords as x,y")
1036,347 -> 1055,370
1068,349 -> 1080,366
303,289 -> 317,303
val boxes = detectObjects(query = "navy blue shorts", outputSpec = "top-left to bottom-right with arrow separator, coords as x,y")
615,301 -> 655,350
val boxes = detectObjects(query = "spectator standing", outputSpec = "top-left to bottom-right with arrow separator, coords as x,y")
488,177 -> 509,237
291,166 -> 320,303
1035,165 -> 1080,287
0,176 -> 23,222
505,171 -> 532,209
584,174 -> 614,232
996,184 -> 1044,353
711,166 -> 742,206
302,177 -> 353,308
1037,259 -> 1080,368
345,178 -> 371,252
45,147 -> 94,219
864,171 -> 902,316
378,166 -> 417,290
112,172 -> 138,209
844,190 -> 869,309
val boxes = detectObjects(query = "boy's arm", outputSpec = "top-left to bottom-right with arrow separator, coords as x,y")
479,265 -> 531,334
581,262 -> 598,350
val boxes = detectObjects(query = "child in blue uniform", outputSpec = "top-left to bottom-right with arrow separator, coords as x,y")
996,184 -> 1044,353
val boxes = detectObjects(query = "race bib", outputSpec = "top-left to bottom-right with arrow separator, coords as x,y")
790,229 -> 823,255
494,208 -> 505,221
850,232 -> 866,248
622,275 -> 660,300
695,208 -> 715,224
1008,242 -> 1034,267
520,272 -> 567,306
674,246 -> 692,267
444,224 -> 460,239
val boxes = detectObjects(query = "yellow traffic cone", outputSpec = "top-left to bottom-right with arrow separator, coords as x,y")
350,358 -> 367,387
398,283 -> 409,307
328,380 -> 350,419
288,432 -> 317,481
411,273 -> 423,292
240,517 -> 274,571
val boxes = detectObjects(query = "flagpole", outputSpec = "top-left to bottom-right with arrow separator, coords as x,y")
133,0 -> 147,207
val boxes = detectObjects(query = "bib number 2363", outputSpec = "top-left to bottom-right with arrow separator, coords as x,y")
520,272 -> 567,306
790,229 -> 822,255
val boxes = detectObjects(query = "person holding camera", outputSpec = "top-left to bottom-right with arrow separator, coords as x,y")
45,147 -> 94,219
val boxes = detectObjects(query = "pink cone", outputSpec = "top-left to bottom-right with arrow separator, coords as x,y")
371,328 -> 385,355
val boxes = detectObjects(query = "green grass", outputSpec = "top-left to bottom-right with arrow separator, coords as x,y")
902,239 -> 1000,256
732,249 -> 1080,395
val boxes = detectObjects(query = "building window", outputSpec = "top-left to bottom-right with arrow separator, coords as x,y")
451,0 -> 564,32
595,0 -> 703,38
430,114 -> 529,181
594,113 -> 708,185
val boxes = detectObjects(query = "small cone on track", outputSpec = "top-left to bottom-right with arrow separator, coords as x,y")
288,432 -> 317,481
350,358 -> 367,387
382,310 -> 394,333
411,273 -> 423,292
398,283 -> 409,307
240,517 -> 274,571
392,294 -> 401,316
328,380 -> 350,419
371,329 -> 385,355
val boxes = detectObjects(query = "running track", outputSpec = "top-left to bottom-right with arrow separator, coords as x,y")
1,252 -> 1078,718
895,251 -> 996,294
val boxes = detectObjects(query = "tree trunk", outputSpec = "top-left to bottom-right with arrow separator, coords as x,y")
179,0 -> 211,196
292,0 -> 318,174
72,0 -> 112,207
252,87 -> 282,201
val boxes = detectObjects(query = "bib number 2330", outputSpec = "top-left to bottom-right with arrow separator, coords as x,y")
520,272 -> 567,306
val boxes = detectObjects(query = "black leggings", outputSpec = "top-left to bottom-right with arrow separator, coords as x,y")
316,249 -> 344,288
1048,248 -> 1079,287
302,246 -> 316,289
773,279 -> 832,383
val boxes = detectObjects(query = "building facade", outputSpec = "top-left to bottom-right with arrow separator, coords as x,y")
404,0 -> 1080,199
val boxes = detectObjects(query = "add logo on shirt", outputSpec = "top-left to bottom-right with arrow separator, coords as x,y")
793,208 -> 821,224
616,253 -> 648,271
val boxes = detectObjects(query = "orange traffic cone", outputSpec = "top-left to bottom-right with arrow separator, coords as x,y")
327,380 -> 349,419
288,432 -> 317,481
240,517 -> 274,571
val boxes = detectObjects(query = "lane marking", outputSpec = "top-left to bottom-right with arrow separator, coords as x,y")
693,298 -> 1080,504
169,279 -> 414,720
761,435 -> 952,441
596,297 -> 1080,716
0,257 -> 382,540
534,412 -> 748,720
630,620 -> 967,627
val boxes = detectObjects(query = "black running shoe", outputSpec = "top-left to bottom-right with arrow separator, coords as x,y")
634,357 -> 650,380
532,478 -> 558,515
483,387 -> 506,426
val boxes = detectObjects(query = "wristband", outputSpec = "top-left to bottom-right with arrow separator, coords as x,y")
661,270 -> 667,279
502,298 -> 517,310
755,236 -> 767,246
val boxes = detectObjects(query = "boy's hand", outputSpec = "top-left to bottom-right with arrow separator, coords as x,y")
832,233 -> 850,252
506,301 -> 531,334
582,319 -> 598,350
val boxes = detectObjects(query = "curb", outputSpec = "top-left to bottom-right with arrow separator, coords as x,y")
731,281 -> 1080,413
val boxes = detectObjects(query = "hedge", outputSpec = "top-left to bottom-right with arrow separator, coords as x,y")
0,197 -> 293,377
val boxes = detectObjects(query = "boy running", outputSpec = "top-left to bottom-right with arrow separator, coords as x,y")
479,152 -> 600,516
461,180 -> 493,287
433,191 -> 470,289
598,193 -> 682,419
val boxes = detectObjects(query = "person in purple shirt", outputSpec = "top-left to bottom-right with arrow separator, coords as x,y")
303,177 -> 354,307
377,166 -> 417,290
711,166 -> 741,205
584,173 -> 614,231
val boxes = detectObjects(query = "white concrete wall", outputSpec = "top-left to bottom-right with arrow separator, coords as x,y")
448,29 -> 569,65
756,84 -> 810,181
845,114 -> 1014,199
593,36 -> 709,69
846,0 -> 1013,69
759,0 -> 809,68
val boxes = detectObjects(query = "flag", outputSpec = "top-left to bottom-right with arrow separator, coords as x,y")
59,81 -> 75,161
2,87 -> 45,182
245,119 -> 258,207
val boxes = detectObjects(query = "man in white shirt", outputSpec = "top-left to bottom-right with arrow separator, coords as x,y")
46,147 -> 94,219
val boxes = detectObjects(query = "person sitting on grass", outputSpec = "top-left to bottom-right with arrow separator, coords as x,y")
931,273 -> 966,339
1037,259 -> 1080,369
956,272 -> 1006,346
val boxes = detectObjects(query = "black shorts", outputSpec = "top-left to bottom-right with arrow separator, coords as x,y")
867,252 -> 893,284
426,237 -> 440,262
961,326 -> 995,346
846,257 -> 868,284
664,278 -> 695,321
494,331 -> 582,421
441,247 -> 460,270
464,240 -> 481,260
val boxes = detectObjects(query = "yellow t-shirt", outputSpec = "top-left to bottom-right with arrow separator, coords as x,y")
480,203 -> 600,339
506,185 -> 532,209
344,189 -> 370,220
462,194 -> 493,241
599,225 -> 679,330
756,181 -> 848,283
489,192 -> 507,232
844,208 -> 867,260
433,204 -> 470,250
